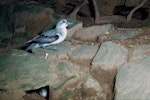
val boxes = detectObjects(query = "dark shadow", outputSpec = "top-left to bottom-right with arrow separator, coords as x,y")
26,85 -> 50,100
18,44 -> 33,53
113,0 -> 149,21
88,0 -> 95,18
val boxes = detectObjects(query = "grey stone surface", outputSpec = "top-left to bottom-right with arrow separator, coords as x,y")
0,49 -> 52,99
13,6 -> 55,37
108,29 -> 143,40
83,75 -> 101,92
49,60 -> 101,89
95,16 -> 125,24
98,28 -> 143,42
33,41 -> 73,61
93,0 -> 120,23
67,19 -> 83,39
115,55 -> 150,100
129,45 -> 150,62
91,41 -> 128,70
14,26 -> 25,35
73,24 -> 114,42
0,6 -> 12,40
71,44 -> 98,61
0,49 -> 52,89
45,61 -> 102,100
0,48 -> 104,100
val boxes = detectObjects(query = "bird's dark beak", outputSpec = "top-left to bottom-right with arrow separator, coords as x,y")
67,22 -> 73,28
67,22 -> 73,26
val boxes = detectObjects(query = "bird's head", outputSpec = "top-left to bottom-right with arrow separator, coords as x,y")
56,19 -> 72,29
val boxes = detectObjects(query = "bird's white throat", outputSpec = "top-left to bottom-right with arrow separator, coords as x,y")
57,27 -> 67,37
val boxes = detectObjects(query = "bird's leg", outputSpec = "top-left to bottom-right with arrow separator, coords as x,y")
44,51 -> 49,60
41,47 -> 58,59
42,49 -> 48,59
40,47 -> 49,59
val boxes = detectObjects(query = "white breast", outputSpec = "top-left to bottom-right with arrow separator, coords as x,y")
51,28 -> 67,44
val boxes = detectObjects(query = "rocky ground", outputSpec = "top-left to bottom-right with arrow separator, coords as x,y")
0,18 -> 150,100
0,2 -> 150,100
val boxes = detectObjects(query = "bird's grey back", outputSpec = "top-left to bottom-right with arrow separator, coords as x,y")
42,28 -> 58,36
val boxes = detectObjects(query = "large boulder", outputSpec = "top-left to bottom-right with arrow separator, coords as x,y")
49,61 -> 101,100
115,55 -> 150,100
73,24 -> 114,42
91,41 -> 128,70
0,44 -> 103,100
0,5 -> 12,40
129,45 -> 150,62
0,49 -> 52,100
33,41 -> 73,61
71,44 -> 98,63
98,28 -> 143,42
13,5 -> 55,37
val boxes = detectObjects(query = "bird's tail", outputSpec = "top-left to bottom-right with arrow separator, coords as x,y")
25,43 -> 40,51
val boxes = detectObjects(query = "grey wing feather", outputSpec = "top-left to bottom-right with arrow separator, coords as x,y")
33,35 -> 59,44
25,43 -> 39,51
26,29 -> 59,44
25,34 -> 59,51
41,29 -> 57,36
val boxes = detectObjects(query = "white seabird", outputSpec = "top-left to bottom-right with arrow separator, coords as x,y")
25,19 -> 71,51
39,88 -> 47,97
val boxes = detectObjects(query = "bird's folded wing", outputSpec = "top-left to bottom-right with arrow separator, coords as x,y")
42,29 -> 57,36
26,35 -> 39,43
26,29 -> 58,44
31,34 -> 59,44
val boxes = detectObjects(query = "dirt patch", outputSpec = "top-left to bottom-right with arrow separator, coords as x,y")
23,93 -> 46,100
91,68 -> 117,100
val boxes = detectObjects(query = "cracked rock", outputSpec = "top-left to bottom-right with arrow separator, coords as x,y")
91,41 -> 128,70
115,56 -> 150,100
